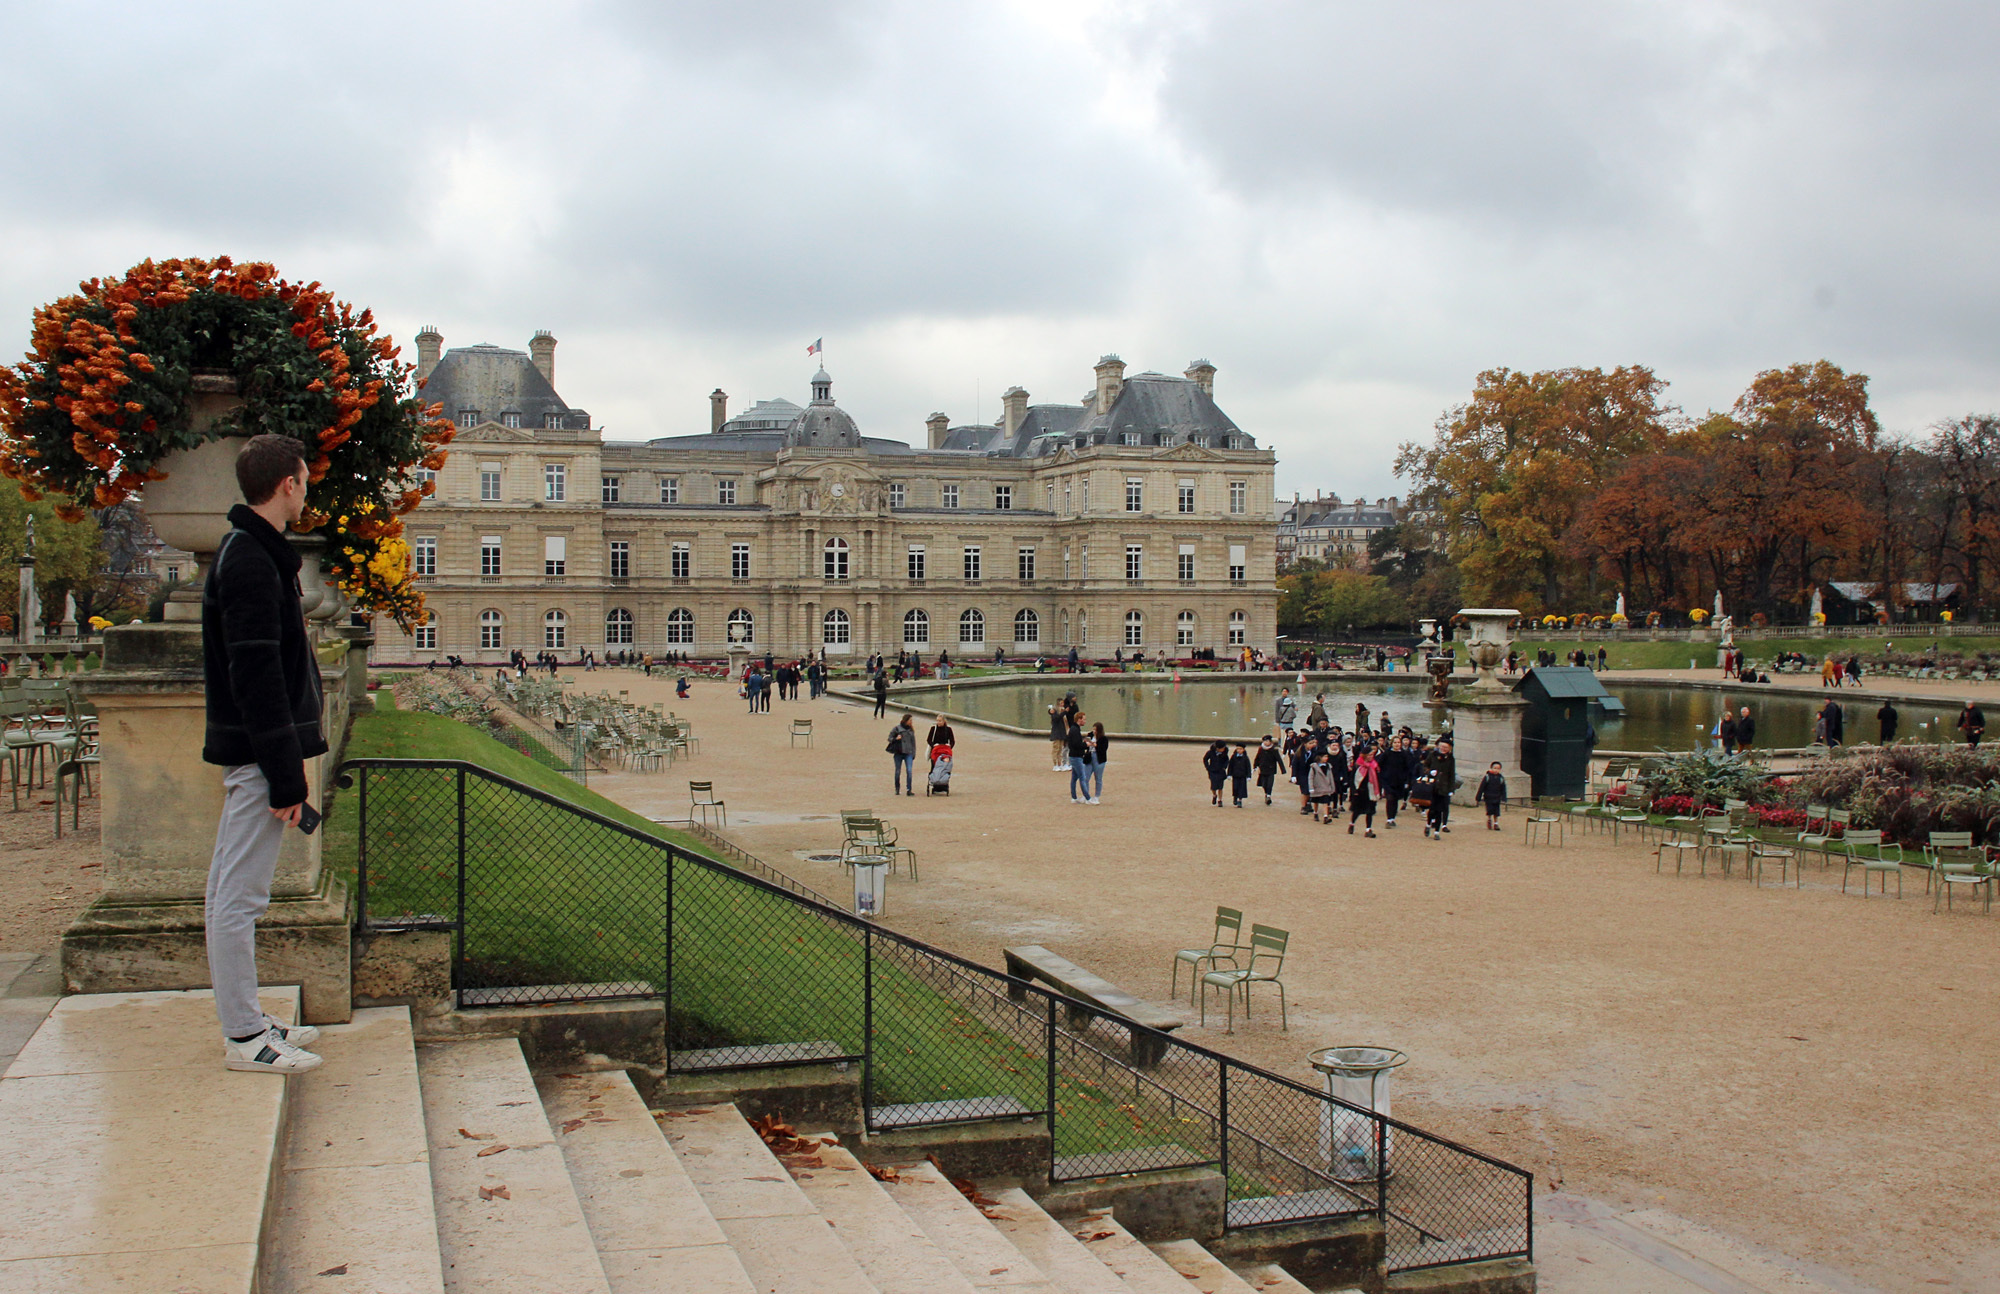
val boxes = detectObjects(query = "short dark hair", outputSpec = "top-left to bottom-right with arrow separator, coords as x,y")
236,434 -> 309,505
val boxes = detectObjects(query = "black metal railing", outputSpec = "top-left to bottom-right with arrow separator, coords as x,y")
338,758 -> 1531,1273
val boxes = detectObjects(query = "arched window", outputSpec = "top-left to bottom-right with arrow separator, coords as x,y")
666,607 -> 695,644
1177,610 -> 1196,647
727,608 -> 754,644
605,607 -> 634,645
412,611 -> 437,651
1124,610 -> 1144,647
823,537 -> 849,580
1077,610 -> 1088,645
959,608 -> 985,644
1059,610 -> 1070,643
1013,608 -> 1039,644
543,609 -> 568,650
823,608 -> 851,643
903,609 -> 930,645
1229,610 -> 1247,646
479,609 -> 504,651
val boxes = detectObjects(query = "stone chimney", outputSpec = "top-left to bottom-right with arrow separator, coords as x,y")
1093,354 -> 1126,413
926,412 -> 951,449
710,389 -> 728,433
1001,387 -> 1029,437
415,326 -> 442,384
529,330 -> 557,386
1184,359 -> 1216,396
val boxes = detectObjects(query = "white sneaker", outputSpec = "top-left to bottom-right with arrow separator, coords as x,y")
263,1014 -> 320,1048
1089,797 -> 1100,805
225,1026 -> 323,1074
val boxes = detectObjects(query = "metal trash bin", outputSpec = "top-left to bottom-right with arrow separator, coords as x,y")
1309,1045 -> 1407,1180
850,854 -> 889,917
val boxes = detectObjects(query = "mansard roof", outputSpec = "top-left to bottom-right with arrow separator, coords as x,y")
421,343 -> 589,429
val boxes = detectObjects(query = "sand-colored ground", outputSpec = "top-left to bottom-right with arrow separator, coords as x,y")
585,667 -> 1999,1294
0,794 -> 100,954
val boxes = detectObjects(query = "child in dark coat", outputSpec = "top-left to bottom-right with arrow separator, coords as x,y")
1227,744 -> 1252,807
1204,741 -> 1230,807
1476,761 -> 1508,830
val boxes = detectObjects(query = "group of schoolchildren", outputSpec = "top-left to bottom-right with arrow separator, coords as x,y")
1199,688 -> 1514,837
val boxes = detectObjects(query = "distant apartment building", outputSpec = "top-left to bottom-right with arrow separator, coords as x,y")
1278,494 -> 1405,566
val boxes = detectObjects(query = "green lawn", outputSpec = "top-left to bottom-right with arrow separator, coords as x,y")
1514,634 -> 1996,671
326,709 -> 1209,1171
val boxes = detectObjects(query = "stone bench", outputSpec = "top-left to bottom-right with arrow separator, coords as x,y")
1003,944 -> 1184,1066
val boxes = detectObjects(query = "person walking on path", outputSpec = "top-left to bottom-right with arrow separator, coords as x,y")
202,435 -> 327,1075
1088,722 -> 1109,803
889,713 -> 918,796
1818,698 -> 1844,747
1048,704 -> 1067,771
1227,743 -> 1252,807
1274,688 -> 1297,737
1877,699 -> 1898,745
1377,735 -> 1410,828
1348,746 -> 1380,836
1203,740 -> 1230,807
1306,748 -> 1337,823
1719,710 -> 1738,756
1958,700 -> 1985,748
1307,693 -> 1329,728
925,714 -> 956,754
1068,714 -> 1094,802
1253,736 -> 1281,805
1423,738 -> 1457,839
1736,706 -> 1755,752
1476,762 -> 1508,830
1290,733 -> 1315,815
872,667 -> 888,718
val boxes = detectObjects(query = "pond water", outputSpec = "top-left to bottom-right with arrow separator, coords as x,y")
897,677 -> 1965,751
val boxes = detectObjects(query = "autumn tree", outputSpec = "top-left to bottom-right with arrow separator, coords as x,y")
0,492 -> 103,625
1396,366 -> 1675,612
1923,414 -> 2000,610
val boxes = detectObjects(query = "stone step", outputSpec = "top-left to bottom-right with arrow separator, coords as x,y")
784,1135 -> 982,1294
983,1188 -> 1131,1294
1230,1261 -> 1317,1293
658,1102 -> 879,1294
1146,1239 -> 1260,1293
0,987 -> 302,1291
536,1070 -> 757,1294
266,1007 -> 445,1293
417,1037 -> 612,1294
1066,1209 -> 1199,1294
877,1160 -> 1061,1294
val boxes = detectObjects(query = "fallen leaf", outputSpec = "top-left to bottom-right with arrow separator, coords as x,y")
748,1175 -> 784,1182
1084,1231 -> 1115,1241
497,1101 -> 530,1107
457,1128 -> 495,1141
618,1169 -> 645,1178
988,1268 -> 1009,1276
314,1264 -> 348,1276
865,1164 -> 902,1183
561,1118 -> 587,1133
476,1144 -> 509,1158
477,1185 -> 510,1201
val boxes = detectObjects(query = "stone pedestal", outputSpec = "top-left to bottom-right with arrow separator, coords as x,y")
334,624 -> 377,712
60,622 -> 351,1023
1445,692 -> 1532,806
726,643 -> 752,680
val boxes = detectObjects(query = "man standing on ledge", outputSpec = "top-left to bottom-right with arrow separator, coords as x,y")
202,434 -> 327,1074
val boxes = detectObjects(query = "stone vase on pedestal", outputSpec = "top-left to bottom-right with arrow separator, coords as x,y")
142,374 -> 253,621
1445,608 -> 1531,805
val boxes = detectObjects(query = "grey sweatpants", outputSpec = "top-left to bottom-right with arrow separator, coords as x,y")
205,763 -> 289,1039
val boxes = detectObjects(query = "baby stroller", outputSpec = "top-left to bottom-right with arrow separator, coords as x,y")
927,744 -> 954,796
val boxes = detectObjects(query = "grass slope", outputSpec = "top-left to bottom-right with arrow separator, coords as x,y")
326,709 -> 1209,1175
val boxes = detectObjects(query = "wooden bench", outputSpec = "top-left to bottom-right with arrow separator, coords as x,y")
1003,944 -> 1185,1066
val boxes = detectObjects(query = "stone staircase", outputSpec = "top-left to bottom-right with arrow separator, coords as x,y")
0,990 -> 1343,1294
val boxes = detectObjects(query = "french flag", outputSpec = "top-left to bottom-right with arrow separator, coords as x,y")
806,338 -> 822,356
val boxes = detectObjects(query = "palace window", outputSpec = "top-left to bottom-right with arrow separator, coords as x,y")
1229,544 -> 1247,584
480,537 -> 502,577
1178,545 -> 1195,582
903,608 -> 929,645
543,609 -> 567,649
413,612 -> 437,651
823,537 -> 849,580
544,411 -> 564,430
730,543 -> 751,579
608,541 -> 629,579
457,409 -> 480,429
943,483 -> 960,509
671,542 -> 690,579
1229,481 -> 1246,514
480,464 -> 502,501
1014,608 -> 1039,644
823,608 -> 851,644
716,478 -> 738,505
1125,478 -> 1143,512
660,477 -> 680,504
601,475 -> 620,503
605,608 -> 634,645
1177,611 -> 1196,647
959,608 -> 985,644
994,484 -> 1012,510
502,411 -> 522,429
890,482 -> 906,508
1126,544 -> 1143,582
1229,610 -> 1247,646
543,463 -> 566,501
1178,481 -> 1196,514
1124,610 -> 1144,646
544,535 -> 566,576
963,546 -> 982,581
479,609 -> 503,650
413,536 -> 436,578
666,607 -> 694,644
1017,546 -> 1036,581
907,545 -> 926,580
727,608 -> 754,643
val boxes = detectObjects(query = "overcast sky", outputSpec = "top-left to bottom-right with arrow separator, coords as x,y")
3,1 -> 1997,503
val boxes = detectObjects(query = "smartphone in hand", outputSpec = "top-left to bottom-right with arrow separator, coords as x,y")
296,803 -> 322,835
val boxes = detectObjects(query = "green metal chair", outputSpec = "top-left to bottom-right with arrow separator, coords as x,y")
1918,832 -> 1981,896
1746,838 -> 1796,888
1928,836 -> 1994,914
1525,802 -> 1565,846
1654,823 -> 1704,876
789,718 -> 814,748
1171,905 -> 1247,1003
2,693 -> 77,811
689,780 -> 727,829
1796,807 -> 1849,868
1839,830 -> 1904,898
1199,923 -> 1288,1034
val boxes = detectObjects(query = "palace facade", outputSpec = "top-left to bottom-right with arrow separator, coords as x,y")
381,331 -> 1278,661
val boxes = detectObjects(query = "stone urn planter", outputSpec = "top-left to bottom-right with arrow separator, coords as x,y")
1457,607 -> 1519,692
141,375 -> 249,620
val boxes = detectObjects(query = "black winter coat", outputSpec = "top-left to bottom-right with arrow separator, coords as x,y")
202,505 -> 328,808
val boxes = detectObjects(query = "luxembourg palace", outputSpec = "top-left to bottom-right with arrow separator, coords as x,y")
380,330 -> 1278,662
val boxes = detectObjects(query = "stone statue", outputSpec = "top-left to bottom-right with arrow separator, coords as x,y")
1426,650 -> 1455,701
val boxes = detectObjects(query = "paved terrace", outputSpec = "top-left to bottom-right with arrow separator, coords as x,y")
580,667 -> 1997,1294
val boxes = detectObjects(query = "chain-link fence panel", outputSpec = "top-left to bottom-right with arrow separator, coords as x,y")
353,765 -> 462,931
1050,1002 -> 1222,1182
1382,1122 -> 1533,1273
866,936 -> 1050,1129
666,853 -> 867,1070
1221,1064 -> 1380,1229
